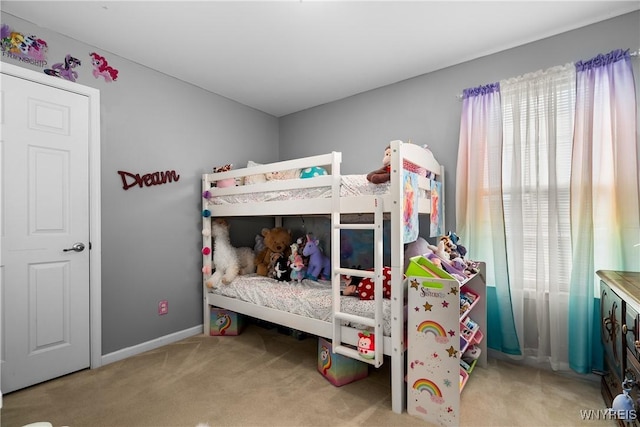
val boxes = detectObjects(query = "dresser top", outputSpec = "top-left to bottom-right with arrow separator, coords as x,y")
597,270 -> 640,311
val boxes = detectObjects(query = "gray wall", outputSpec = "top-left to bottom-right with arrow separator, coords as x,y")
2,10 -> 638,356
279,11 -> 640,233
1,13 -> 279,354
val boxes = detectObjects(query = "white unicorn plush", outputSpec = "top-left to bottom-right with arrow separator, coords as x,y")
207,218 -> 255,287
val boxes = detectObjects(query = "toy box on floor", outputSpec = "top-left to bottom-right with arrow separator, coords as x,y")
317,337 -> 369,386
210,307 -> 245,336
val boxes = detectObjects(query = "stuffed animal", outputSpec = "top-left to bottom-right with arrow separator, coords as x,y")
353,266 -> 393,300
255,227 -> 292,276
357,331 -> 375,359
254,230 -> 267,253
341,265 -> 363,296
302,234 -> 331,281
288,241 -> 300,264
265,168 -> 300,181
462,344 -> 482,364
366,145 -> 391,184
206,218 -> 255,288
428,240 -> 450,261
447,231 -> 467,257
288,242 -> 306,283
289,253 -> 306,283
300,166 -> 328,178
212,164 -> 236,188
271,253 -> 291,281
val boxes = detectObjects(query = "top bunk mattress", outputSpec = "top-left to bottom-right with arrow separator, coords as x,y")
206,174 -> 430,205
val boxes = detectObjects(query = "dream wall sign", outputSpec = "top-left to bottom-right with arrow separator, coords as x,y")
117,169 -> 180,190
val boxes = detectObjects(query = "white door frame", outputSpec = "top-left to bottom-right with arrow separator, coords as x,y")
0,62 -> 102,374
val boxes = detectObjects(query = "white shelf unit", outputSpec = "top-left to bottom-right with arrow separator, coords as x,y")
406,262 -> 487,426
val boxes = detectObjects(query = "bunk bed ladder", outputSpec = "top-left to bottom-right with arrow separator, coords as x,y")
331,197 -> 384,368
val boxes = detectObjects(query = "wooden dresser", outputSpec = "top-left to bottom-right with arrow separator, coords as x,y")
598,270 -> 640,426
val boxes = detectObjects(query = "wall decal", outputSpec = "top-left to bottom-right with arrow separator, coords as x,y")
117,170 -> 180,190
44,54 -> 82,81
1,24 -> 49,67
89,52 -> 118,82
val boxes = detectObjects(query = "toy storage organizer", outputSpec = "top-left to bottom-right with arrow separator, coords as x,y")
406,257 -> 487,426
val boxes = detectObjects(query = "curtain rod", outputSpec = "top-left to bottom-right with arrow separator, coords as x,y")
456,48 -> 640,99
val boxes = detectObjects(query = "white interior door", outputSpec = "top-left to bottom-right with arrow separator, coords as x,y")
1,72 -> 91,393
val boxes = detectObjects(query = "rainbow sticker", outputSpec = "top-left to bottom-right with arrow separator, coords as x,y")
413,378 -> 442,396
417,320 -> 450,343
320,345 -> 332,374
215,313 -> 231,335
413,378 -> 445,404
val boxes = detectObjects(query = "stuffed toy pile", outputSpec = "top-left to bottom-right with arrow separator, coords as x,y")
254,226 -> 292,277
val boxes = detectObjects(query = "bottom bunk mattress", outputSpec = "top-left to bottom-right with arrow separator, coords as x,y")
207,274 -> 393,336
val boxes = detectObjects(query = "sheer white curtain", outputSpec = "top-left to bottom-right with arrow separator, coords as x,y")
499,64 -> 576,370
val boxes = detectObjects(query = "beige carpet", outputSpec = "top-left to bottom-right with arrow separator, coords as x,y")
2,324 -> 614,427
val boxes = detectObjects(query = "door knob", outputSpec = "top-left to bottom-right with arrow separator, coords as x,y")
63,242 -> 85,252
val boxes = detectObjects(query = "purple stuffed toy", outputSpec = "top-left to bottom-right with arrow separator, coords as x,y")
302,234 -> 331,281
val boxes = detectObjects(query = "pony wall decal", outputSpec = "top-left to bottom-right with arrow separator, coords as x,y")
89,52 -> 119,82
1,24 -> 49,66
44,53 -> 82,81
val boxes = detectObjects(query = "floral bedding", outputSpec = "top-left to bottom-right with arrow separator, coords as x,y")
207,174 -> 428,205
208,273 -> 393,336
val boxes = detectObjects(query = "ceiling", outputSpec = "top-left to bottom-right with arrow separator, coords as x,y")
3,1 -> 639,117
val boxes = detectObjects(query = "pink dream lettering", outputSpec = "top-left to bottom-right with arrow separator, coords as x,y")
117,170 -> 180,190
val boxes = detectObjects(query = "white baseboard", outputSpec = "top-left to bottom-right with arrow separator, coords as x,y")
101,325 -> 204,366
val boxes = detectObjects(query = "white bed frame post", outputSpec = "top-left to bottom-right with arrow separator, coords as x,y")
440,163 -> 446,232
388,140 -> 407,413
202,175 -> 212,336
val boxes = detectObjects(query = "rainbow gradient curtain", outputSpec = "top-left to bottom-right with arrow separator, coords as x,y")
457,49 -> 638,373
456,83 -> 521,356
568,49 -> 640,373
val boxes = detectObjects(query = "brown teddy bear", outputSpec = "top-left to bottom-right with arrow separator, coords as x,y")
255,227 -> 292,276
366,145 -> 391,184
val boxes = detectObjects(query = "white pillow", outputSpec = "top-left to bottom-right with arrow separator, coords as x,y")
265,168 -> 301,180
243,160 -> 267,185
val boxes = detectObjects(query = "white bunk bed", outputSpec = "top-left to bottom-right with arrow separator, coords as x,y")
201,139 -> 444,414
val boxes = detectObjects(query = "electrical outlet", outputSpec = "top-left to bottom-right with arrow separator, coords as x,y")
158,300 -> 168,315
